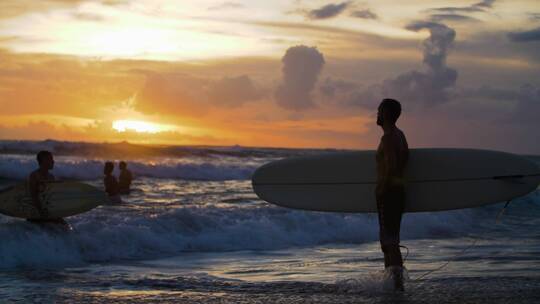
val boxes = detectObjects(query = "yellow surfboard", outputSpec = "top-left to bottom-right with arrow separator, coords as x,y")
0,181 -> 108,219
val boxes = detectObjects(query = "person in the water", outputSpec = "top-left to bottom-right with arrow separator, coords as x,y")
118,161 -> 133,195
28,150 -> 68,226
375,98 -> 409,291
103,161 -> 121,203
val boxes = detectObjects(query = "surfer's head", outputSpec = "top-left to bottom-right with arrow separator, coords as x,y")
104,161 -> 114,176
119,161 -> 127,170
36,150 -> 54,170
377,98 -> 401,126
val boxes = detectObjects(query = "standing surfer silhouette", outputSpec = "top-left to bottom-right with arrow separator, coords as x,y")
375,98 -> 409,291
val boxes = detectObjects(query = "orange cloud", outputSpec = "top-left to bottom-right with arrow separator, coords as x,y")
0,50 -> 141,117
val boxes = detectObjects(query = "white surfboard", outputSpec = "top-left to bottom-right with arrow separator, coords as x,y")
252,149 -> 540,213
0,181 -> 108,219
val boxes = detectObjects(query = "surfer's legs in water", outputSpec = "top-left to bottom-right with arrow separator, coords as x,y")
376,185 -> 405,291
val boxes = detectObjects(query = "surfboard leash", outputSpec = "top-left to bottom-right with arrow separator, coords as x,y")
410,199 -> 514,282
495,200 -> 512,224
400,245 -> 409,262
410,237 -> 479,282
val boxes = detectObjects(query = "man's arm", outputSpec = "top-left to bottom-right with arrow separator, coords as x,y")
28,172 -> 46,216
403,133 -> 409,163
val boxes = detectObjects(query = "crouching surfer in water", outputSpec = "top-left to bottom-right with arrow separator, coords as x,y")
375,98 -> 409,291
118,161 -> 133,195
28,150 -> 69,227
103,161 -> 121,204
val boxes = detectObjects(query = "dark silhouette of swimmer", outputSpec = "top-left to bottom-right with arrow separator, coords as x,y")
28,150 -> 68,226
375,98 -> 409,291
118,161 -> 133,195
103,161 -> 119,198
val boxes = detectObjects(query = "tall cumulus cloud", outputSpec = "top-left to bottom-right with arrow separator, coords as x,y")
275,45 -> 325,111
339,21 -> 457,109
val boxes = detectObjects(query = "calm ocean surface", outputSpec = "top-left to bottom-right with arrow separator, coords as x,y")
0,141 -> 539,303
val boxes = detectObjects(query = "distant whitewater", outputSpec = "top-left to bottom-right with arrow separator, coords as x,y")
0,140 -> 338,181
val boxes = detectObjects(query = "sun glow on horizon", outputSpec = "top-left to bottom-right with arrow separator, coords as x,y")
112,120 -> 175,134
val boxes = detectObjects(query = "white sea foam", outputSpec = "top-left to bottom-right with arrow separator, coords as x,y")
0,195 -> 485,269
336,268 -> 410,294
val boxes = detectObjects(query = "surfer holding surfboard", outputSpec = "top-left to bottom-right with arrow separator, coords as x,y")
375,99 -> 408,291
27,151 -> 68,226
252,103 -> 540,293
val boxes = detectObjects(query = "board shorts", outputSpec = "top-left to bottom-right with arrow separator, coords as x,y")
376,184 -> 405,266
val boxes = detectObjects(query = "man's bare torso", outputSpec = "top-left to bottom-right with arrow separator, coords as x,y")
376,128 -> 409,187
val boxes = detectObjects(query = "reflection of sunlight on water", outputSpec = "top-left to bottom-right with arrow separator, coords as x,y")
68,290 -> 187,303
82,290 -> 180,297
136,245 -> 385,284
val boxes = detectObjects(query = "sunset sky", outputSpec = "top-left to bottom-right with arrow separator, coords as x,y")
0,0 -> 539,153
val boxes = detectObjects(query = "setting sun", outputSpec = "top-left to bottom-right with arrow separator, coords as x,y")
112,120 -> 174,134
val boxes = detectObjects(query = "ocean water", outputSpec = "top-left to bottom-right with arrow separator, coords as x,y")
0,140 -> 539,303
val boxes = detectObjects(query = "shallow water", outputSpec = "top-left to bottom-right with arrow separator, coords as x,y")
0,145 -> 539,303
